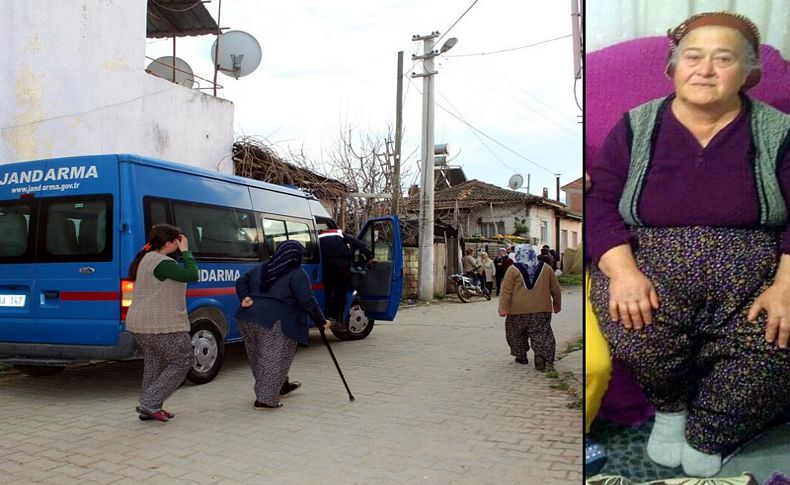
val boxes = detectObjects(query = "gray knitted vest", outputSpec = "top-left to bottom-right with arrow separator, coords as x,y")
125,252 -> 190,334
618,96 -> 790,227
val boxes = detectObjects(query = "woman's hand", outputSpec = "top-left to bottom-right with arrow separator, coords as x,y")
607,269 -> 659,330
599,244 -> 660,330
498,310 -> 507,317
241,296 -> 253,308
748,283 -> 790,349
553,302 -> 561,314
324,320 -> 332,329
176,234 -> 189,252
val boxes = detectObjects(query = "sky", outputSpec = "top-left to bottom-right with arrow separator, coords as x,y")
146,0 -> 583,202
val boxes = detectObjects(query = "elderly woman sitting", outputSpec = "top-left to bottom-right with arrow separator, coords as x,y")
588,12 -> 790,477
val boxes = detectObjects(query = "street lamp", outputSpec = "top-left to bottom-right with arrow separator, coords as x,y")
412,32 -> 458,301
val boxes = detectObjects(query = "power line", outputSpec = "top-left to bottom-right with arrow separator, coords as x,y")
407,77 -> 554,174
437,90 -> 518,173
446,34 -> 572,58
434,0 -> 479,48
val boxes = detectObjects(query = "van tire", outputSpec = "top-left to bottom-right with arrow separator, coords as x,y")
187,320 -> 225,385
331,305 -> 374,341
15,365 -> 66,377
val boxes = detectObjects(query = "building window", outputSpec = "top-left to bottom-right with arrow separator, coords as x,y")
561,229 -> 568,252
540,220 -> 548,244
571,231 -> 578,247
479,222 -> 496,238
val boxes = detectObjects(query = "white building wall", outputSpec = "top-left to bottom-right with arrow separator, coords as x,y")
0,0 -> 234,171
559,217 -> 582,252
526,205 -> 556,247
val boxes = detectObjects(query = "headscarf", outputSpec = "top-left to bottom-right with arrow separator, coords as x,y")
666,11 -> 762,90
513,244 -> 543,290
259,240 -> 304,292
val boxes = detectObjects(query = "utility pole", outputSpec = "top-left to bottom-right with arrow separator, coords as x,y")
412,32 -> 439,302
555,174 -> 561,266
392,51 -> 404,215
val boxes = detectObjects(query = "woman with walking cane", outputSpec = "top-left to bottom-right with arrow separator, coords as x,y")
235,240 -> 332,409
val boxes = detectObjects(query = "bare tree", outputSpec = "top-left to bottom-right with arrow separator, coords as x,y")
325,125 -> 415,234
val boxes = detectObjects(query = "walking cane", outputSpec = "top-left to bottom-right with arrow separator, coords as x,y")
317,324 -> 355,401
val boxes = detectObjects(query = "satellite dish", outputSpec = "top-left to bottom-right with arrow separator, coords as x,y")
146,56 -> 195,88
508,174 -> 524,190
211,30 -> 262,79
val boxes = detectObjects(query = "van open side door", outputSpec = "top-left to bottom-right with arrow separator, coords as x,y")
351,216 -> 402,321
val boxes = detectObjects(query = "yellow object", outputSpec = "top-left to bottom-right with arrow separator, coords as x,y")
585,271 -> 612,433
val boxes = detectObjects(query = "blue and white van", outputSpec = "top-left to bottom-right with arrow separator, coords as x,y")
0,154 -> 402,383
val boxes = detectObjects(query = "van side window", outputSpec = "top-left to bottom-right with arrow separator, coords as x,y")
286,220 -> 316,261
262,218 -> 287,255
173,202 -> 258,260
42,197 -> 111,260
0,203 -> 31,258
262,218 -> 316,262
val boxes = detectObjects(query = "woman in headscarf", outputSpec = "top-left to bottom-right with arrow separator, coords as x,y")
479,251 -> 496,295
498,244 -> 562,371
587,12 -> 790,476
235,240 -> 330,409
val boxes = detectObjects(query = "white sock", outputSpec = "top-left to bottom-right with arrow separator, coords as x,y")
681,442 -> 722,477
646,411 -> 687,467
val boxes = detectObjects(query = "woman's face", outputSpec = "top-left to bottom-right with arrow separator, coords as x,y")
673,26 -> 750,109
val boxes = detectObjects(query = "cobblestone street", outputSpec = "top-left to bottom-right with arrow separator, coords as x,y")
0,289 -> 582,484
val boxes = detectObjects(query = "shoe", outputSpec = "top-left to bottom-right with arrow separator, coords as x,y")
534,355 -> 546,371
136,406 -> 169,422
585,437 -> 608,476
280,381 -> 302,397
254,400 -> 283,409
514,357 -> 528,365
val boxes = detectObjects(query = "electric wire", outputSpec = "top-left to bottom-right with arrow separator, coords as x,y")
434,0 -> 480,48
445,34 -> 572,58
437,90 -> 517,173
407,77 -> 554,175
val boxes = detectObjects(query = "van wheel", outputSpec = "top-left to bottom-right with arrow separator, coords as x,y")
188,321 -> 225,385
15,365 -> 66,377
331,305 -> 374,341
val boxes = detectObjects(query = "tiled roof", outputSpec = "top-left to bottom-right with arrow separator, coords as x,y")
561,177 -> 583,191
405,179 -> 564,211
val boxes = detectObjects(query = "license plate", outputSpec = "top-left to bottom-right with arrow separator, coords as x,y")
0,295 -> 26,307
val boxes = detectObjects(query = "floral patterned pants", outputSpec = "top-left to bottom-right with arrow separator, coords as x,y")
590,226 -> 790,454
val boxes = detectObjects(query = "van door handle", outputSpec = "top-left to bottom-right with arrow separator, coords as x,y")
43,291 -> 60,299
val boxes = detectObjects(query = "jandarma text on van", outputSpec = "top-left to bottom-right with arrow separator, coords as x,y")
0,165 -> 98,185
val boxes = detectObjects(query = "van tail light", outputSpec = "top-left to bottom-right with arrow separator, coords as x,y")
121,279 -> 134,320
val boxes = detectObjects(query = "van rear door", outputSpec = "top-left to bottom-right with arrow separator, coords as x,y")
353,216 -> 403,321
0,156 -> 120,346
0,199 -> 36,340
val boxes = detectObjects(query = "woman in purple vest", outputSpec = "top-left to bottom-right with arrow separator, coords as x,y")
126,224 -> 198,423
587,12 -> 790,477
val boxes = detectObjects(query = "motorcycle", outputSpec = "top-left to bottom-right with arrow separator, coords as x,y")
448,266 -> 491,303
